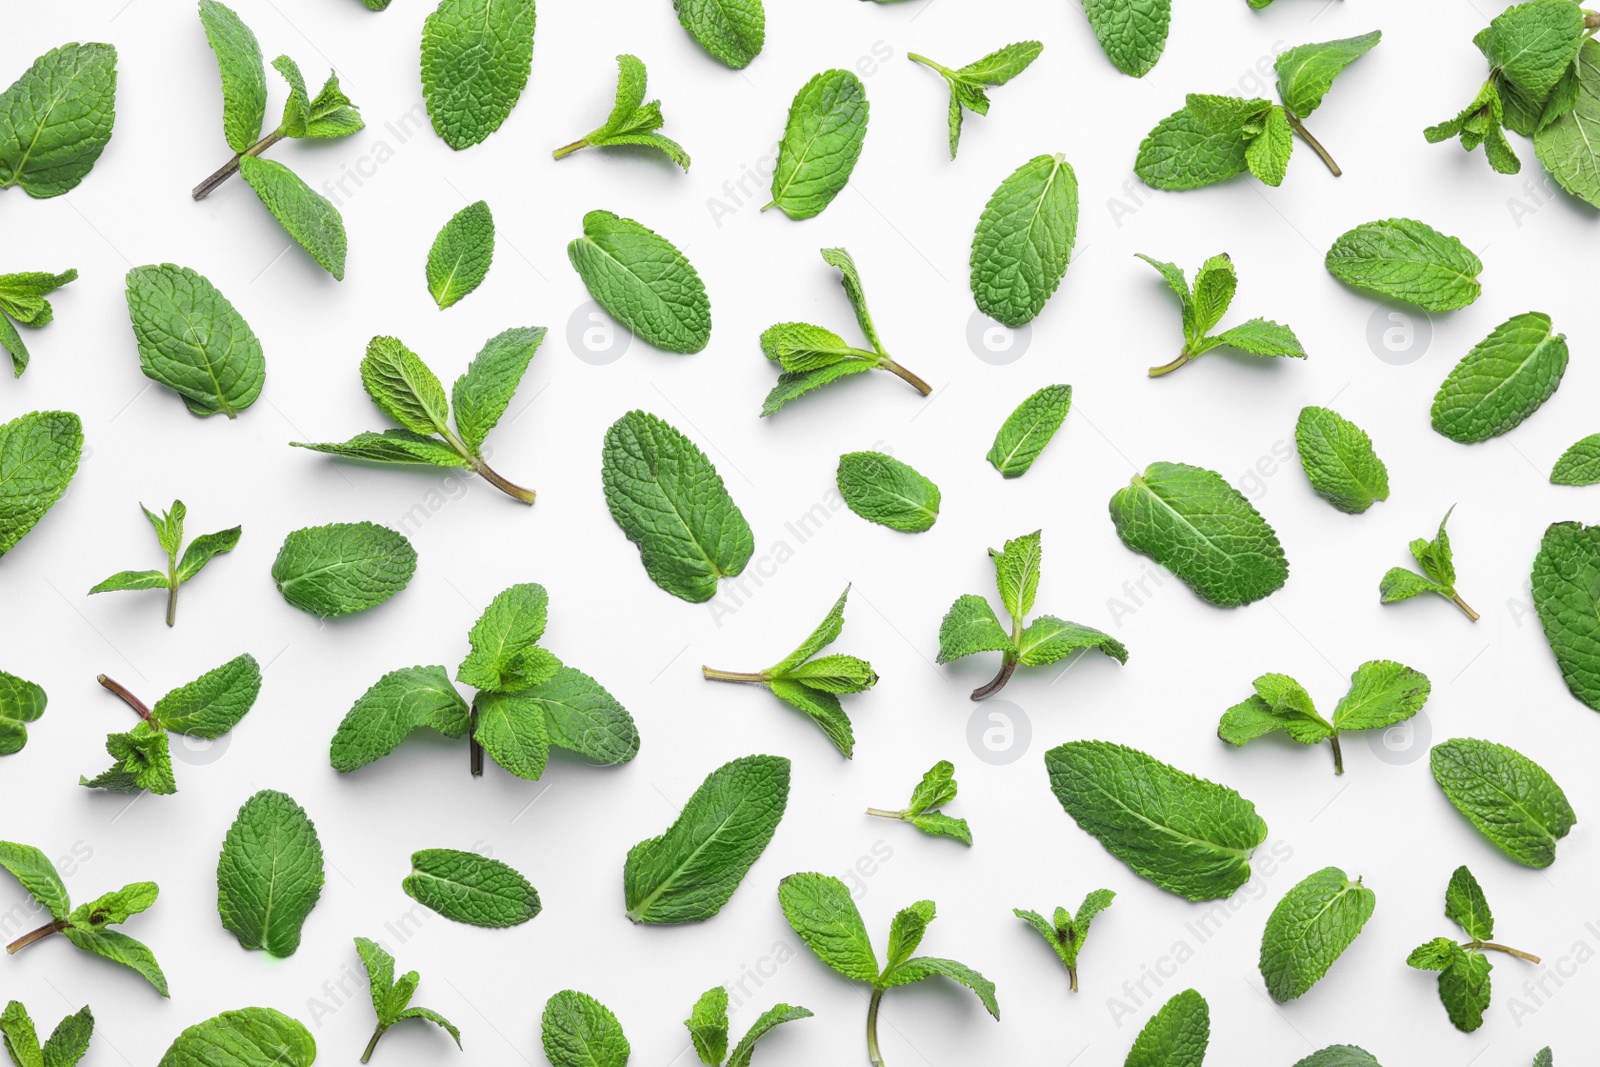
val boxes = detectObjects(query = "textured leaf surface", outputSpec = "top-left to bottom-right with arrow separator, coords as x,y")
1290,1047 -> 1382,1067
1324,218 -> 1482,312
1046,740 -> 1267,900
1533,521 -> 1600,712
726,1003 -> 811,1067
457,582 -> 554,693
673,0 -> 764,68
0,411 -> 81,557
1430,737 -> 1574,867
1135,105 -> 1250,189
777,872 -> 879,982
421,0 -> 537,150
451,326 -> 544,453
1431,312 -> 1567,443
0,670 -> 45,756
426,200 -> 494,309
1294,406 -> 1388,513
568,211 -> 710,353
1444,864 -> 1494,942
970,154 -> 1078,327
1550,433 -> 1600,485
836,451 -> 940,532
329,665 -> 470,771
526,667 -> 640,765
1330,660 -> 1430,731
1535,40 -> 1600,207
404,848 -> 540,927
624,754 -> 789,923
155,1008 -> 313,1067
988,384 -> 1070,477
0,841 -> 69,919
239,156 -> 347,280
271,522 -> 416,618
1258,867 -> 1375,1001
1274,31 -> 1381,119
1124,989 -> 1208,1067
1082,0 -> 1170,77
541,990 -> 629,1067
61,928 -> 167,996
0,43 -> 118,198
152,653 -> 261,738
124,265 -> 264,417
216,790 -> 325,957
198,1 -> 265,153
768,70 -> 868,220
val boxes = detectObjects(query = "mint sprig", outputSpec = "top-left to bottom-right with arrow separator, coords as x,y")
0,269 -> 76,377
0,1001 -> 92,1067
1014,890 -> 1114,993
1379,507 -> 1478,621
1136,252 -> 1305,377
866,761 -> 972,844
553,55 -> 689,169
906,43 -> 1041,158
354,936 -> 461,1062
88,500 -> 240,627
1408,865 -> 1541,1031
683,985 -> 811,1067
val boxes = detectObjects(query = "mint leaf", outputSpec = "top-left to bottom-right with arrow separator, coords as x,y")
1379,507 -> 1477,620
674,0 -> 764,69
725,1003 -> 811,1067
1431,737 -> 1574,867
1135,104 -> 1250,189
0,268 -> 77,376
0,411 -> 81,558
458,583 -> 559,693
568,210 -> 710,353
987,384 -> 1070,477
1013,889 -> 1115,993
89,499 -> 239,627
1432,311 -> 1567,442
1444,864 -> 1494,942
426,200 -> 494,309
1533,521 -> 1600,712
836,451 -> 940,533
1109,461 -> 1288,606
216,790 -> 325,958
525,666 -> 639,766
1409,864 -> 1538,1032
1325,218 -> 1482,312
238,156 -> 347,279
1045,740 -> 1267,901
1534,40 -> 1600,206
1139,252 -> 1304,376
404,848 -> 540,927
553,55 -> 689,169
0,43 -> 118,199
1550,433 -> 1600,484
0,842 -> 69,920
541,990 -> 629,1067
1,1002 -> 92,1067
1124,989 -> 1208,1067
0,670 -> 45,756
272,57 -> 363,141
271,522 -> 416,618
906,42 -> 1041,157
1290,1048 -> 1382,1067
1245,105 -> 1293,185
156,1008 -> 313,1067
1080,1 -> 1167,77
1427,78 -> 1519,174
1275,31 -> 1382,121
1258,867 -> 1375,1001
329,665 -> 471,772
623,754 -> 789,923
867,761 -> 972,845
766,70 -> 868,219
78,724 -> 174,795
124,265 -> 264,418
1294,406 -> 1388,513
1478,0 -> 1584,99
685,987 -> 728,1066
602,410 -> 752,602
421,0 -> 536,149
472,691 -> 550,780
199,1 -> 265,152
451,324 -> 543,453
970,153 -> 1078,327
354,937 -> 460,1063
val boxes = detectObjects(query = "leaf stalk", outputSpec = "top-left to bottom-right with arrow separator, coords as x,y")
1148,350 -> 1194,377
192,129 -> 286,200
866,986 -> 886,1067
6,919 -> 68,954
1450,592 -> 1480,622
971,657 -> 1017,701
97,674 -> 152,722
1472,940 -> 1541,964
877,358 -> 932,396
1286,113 -> 1341,177
701,667 -> 769,684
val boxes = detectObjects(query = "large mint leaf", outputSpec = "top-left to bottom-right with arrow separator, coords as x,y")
1082,0 -> 1170,78
673,0 -> 764,69
1274,31 -> 1381,119
403,849 -> 540,927
1258,867 -> 1374,1001
541,990 -> 629,1067
216,790 -> 325,957
1431,312 -> 1567,443
524,667 -> 639,766
271,522 -> 416,618
420,0 -> 537,150
1534,40 -> 1600,207
1430,737 -> 1574,868
767,70 -> 868,220
0,43 -> 118,198
1124,989 -> 1208,1067
156,1008 -> 313,1067
1294,405 -> 1389,513
1134,105 -> 1250,190
970,153 -> 1078,327
777,872 -> 880,983
456,582 -> 555,693
1532,521 -> 1600,713
329,665 -> 470,772
151,653 -> 261,738
238,156 -> 347,280
198,1 -> 265,153
0,411 -> 82,557
1324,218 -> 1481,312
567,211 -> 710,353
0,841 -> 70,920
1476,0 -> 1584,99
124,265 -> 264,418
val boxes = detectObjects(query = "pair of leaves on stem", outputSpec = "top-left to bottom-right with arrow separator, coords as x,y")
0,412 -> 83,559
0,670 -> 46,756
1219,661 -> 1431,775
197,1 -> 360,277
1138,252 -> 1304,376
624,755 -> 789,924
404,849 -> 541,927
554,55 -> 689,169
761,248 -> 930,415
568,211 -> 711,353
779,873 -> 999,1066
421,0 -> 537,149
354,937 -> 460,1062
937,530 -> 1126,700
674,0 -> 764,69
82,654 -> 261,795
971,154 -> 1079,327
1431,738 -> 1574,868
156,1007 -> 313,1067
1294,406 -> 1389,514
1433,312 -> 1568,444
767,70 -> 868,219
0,43 -> 118,199
1380,508 -> 1478,621
1014,890 -> 1114,993
703,588 -> 875,757
124,265 -> 264,418
217,790 -> 325,958
1259,867 -> 1375,1002
684,985 -> 811,1067
272,522 -> 416,618
0,270 -> 75,377
837,452 -> 940,533
89,500 -> 240,627
867,760 -> 971,844
0,841 -> 166,995
0,1001 -> 92,1067
907,42 -> 1041,158
1533,520 -> 1600,713
426,201 -> 495,310
293,328 -> 546,504
1408,865 -> 1541,1031
331,582 -> 640,780
1137,32 -> 1380,189
1325,218 -> 1482,313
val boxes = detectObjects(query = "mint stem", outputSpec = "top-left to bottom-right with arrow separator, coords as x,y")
866,987 -> 886,1067
864,807 -> 906,820
702,667 -> 769,684
1068,964 -> 1079,993
7,919 -> 68,954
192,129 -> 286,200
1287,114 -> 1341,177
1330,734 -> 1345,775
360,1027 -> 384,1063
970,657 -> 1017,701
1450,592 -> 1480,622
1148,350 -> 1194,377
1474,941 -> 1541,964
165,570 -> 178,629
97,675 -> 152,723
471,458 -> 536,505
905,53 -> 953,79
469,699 -> 484,778
551,137 -> 591,160
878,358 -> 932,396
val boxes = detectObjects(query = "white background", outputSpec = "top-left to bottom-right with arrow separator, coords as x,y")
1,0 -> 1594,1065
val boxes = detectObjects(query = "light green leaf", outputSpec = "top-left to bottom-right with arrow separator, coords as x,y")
1290,1047 -> 1382,1067
767,70 -> 868,219
271,522 -> 416,618
1432,312 -> 1567,442
1245,105 -> 1293,186
1444,864 -> 1494,942
1324,218 -> 1482,312
1294,406 -> 1389,513
760,359 -> 874,416
198,1 -> 265,152
768,682 -> 854,757
936,594 -> 1013,663
175,526 -> 241,584
1534,40 -> 1600,207
452,325 -> 544,455
1081,0 -> 1169,77
1124,989 -> 1208,1067
567,211 -> 710,353
540,990 -> 629,1067
987,384 -> 1070,477
836,452 -> 939,533
426,201 -> 494,309
1135,105 -> 1250,190
155,1008 -> 311,1065
970,153 -> 1078,327
151,653 -> 261,738
292,430 -> 470,469
79,724 -> 175,795
329,665 -> 471,772
59,928 -> 167,997
1208,317 -> 1305,357
124,265 -> 264,417
273,57 -> 363,140
725,1003 -> 811,1067
879,955 -> 999,1019
1189,254 -> 1236,339
0,670 -> 46,756
456,582 -> 555,693
216,790 -> 325,957
990,529 -> 1042,622
1550,433 -> 1600,485
777,872 -> 880,983
1016,616 -> 1127,668
524,666 -> 640,765
760,322 -> 873,372
1274,31 -> 1382,119
1258,867 -> 1375,1001
0,842 -> 69,920
1477,0 -> 1584,99
239,156 -> 347,280
421,0 -> 537,150
1330,660 -> 1430,732
820,248 -> 884,355
1533,521 -> 1600,712
1431,737 -> 1574,867
673,0 -> 764,69
0,44 -> 118,199
1379,567 -> 1447,604
684,986 -> 727,1066
361,336 -> 450,437
404,848 -> 540,927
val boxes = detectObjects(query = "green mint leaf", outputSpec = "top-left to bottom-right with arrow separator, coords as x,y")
151,653 -> 261,738
238,156 -> 347,279
1218,672 -> 1333,749
970,153 -> 1078,327
555,55 -> 689,169
123,265 -> 264,418
869,762 -> 971,845
1478,0 -> 1584,99
1258,867 -> 1375,1001
1045,740 -> 1267,901
426,200 -> 495,309
1431,311 -> 1567,443
216,790 -> 325,957
878,955 -> 999,1019
673,0 -> 763,68
1014,890 -> 1115,992
361,335 -> 449,436
176,525 -> 241,583
906,812 -> 972,845
1534,1051 -> 1552,1067
0,268 -> 77,376
1081,0 -> 1168,77
908,42 -> 1041,157
776,872 -> 880,983
524,666 -> 639,766
272,57 -> 363,141
90,499 -> 239,626
767,70 -> 868,219
1135,105 -> 1250,190
392,1006 -> 459,1048
907,761 -> 958,814
1143,253 -> 1303,374
991,528 -> 1041,621
771,586 -> 847,673
1294,406 -> 1389,513
767,682 -> 853,756
457,582 -> 554,692
1431,737 -> 1574,867
725,1003 -> 811,1067
1426,79 -> 1519,173
935,595 -> 1013,662
760,361 -> 874,416
1409,938 -> 1493,1032
354,937 -> 460,1059
821,247 -> 884,354
1379,508 -> 1475,619
1109,461 -> 1288,606
79,723 -> 175,795
1209,316 -> 1305,357
2,1002 -> 92,1067
1324,218 -> 1482,312
1015,616 -> 1126,668
1189,254 -> 1236,338
567,211 -> 711,353
779,654 -> 875,693
354,937 -> 395,1014
198,1 -> 265,152
59,928 -> 167,997
0,670 -> 45,757
1274,31 -> 1382,119
1073,889 -> 1115,946
601,410 -> 752,602
0,43 -> 118,199
1135,253 -> 1193,330
623,754 -> 789,923
1123,989 -> 1208,1067
1379,567 -> 1447,604
421,0 -> 537,150
329,665 -> 470,772
1245,105 -> 1293,185
760,322 -> 873,371
684,986 -> 727,1066
1533,521 -> 1600,712
1444,864 -> 1494,941
1408,938 -> 1458,970
67,882 -> 157,931
1550,433 -> 1600,484
271,522 -> 416,618
404,848 -> 540,927
1533,40 -> 1600,206
472,691 -> 550,780
540,990 -> 629,1067
156,1008 -> 312,1066
1290,1048 -> 1382,1067
291,430 -> 471,469
987,384 -> 1070,477
0,842 -> 69,920
836,451 -> 940,533
1330,660 -> 1430,733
